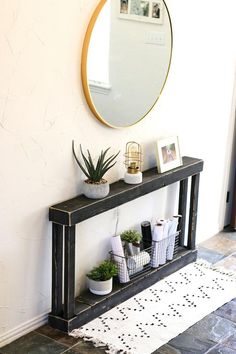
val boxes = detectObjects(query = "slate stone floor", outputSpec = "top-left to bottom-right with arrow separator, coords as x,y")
1,229 -> 236,354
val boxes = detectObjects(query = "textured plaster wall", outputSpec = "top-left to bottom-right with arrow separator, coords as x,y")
0,0 -> 236,343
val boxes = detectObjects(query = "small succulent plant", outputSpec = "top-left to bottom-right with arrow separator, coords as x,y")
72,141 -> 119,183
120,230 -> 142,244
87,260 -> 118,281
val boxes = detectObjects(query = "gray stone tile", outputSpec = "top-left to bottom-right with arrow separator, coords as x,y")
0,332 -> 67,354
167,332 -> 215,354
200,235 -> 236,256
206,344 -> 236,353
35,325 -> 79,347
152,343 -> 182,353
214,300 -> 236,323
214,255 -> 236,271
222,231 -> 236,242
186,314 -> 236,343
197,246 -> 225,264
223,333 -> 236,350
63,340 -> 107,353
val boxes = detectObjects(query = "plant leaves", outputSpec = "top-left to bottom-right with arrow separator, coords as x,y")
100,151 -> 120,178
72,141 -> 90,179
100,161 -> 118,178
73,143 -> 119,182
80,145 -> 95,178
95,148 -> 110,177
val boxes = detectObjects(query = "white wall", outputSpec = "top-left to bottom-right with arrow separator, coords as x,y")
0,0 -> 236,345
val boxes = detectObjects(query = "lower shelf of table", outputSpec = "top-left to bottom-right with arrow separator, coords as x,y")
48,247 -> 197,333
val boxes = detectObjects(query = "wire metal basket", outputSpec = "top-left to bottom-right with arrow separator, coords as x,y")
110,231 -> 180,281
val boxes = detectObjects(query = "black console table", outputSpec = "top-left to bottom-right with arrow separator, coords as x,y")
48,156 -> 203,332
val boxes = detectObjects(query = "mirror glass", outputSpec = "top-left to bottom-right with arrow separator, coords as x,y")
82,0 -> 172,128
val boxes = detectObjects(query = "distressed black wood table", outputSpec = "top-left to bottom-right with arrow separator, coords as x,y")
48,156 -> 203,332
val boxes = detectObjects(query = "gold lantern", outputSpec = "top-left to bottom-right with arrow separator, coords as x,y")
124,142 -> 143,184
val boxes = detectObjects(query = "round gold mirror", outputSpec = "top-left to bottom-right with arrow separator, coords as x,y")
82,0 -> 172,128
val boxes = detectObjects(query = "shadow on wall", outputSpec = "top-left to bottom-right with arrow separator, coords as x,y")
224,97 -> 236,228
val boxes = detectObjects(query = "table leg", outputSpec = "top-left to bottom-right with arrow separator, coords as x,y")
52,223 -> 63,316
188,174 -> 200,250
178,178 -> 189,247
64,225 -> 76,320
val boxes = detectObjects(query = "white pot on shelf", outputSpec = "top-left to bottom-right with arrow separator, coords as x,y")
124,171 -> 143,184
87,277 -> 113,296
83,179 -> 109,199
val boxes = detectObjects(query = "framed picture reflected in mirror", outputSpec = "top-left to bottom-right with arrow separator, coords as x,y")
119,0 -> 163,24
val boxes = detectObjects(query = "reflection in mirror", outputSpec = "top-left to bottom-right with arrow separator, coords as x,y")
82,0 -> 172,128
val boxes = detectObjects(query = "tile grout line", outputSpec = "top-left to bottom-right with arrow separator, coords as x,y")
32,330 -> 76,352
204,343 -> 220,354
59,338 -> 104,354
204,332 -> 236,354
60,339 -> 82,354
33,329 -> 102,354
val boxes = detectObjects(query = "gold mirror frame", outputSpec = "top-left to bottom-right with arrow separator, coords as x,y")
81,0 -> 173,129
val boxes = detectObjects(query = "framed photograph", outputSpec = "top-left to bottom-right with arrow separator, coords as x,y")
156,136 -> 182,173
120,0 -> 129,14
119,0 -> 163,24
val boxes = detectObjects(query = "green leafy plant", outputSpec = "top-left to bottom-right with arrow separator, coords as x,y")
120,230 -> 142,244
87,260 -> 118,281
72,141 -> 119,183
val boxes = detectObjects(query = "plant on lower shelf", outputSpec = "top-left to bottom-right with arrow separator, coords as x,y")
87,260 -> 118,296
121,230 -> 142,256
72,141 -> 119,199
87,260 -> 118,281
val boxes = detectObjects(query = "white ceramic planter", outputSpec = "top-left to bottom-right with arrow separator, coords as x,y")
83,180 -> 109,199
87,277 -> 113,295
124,171 -> 143,184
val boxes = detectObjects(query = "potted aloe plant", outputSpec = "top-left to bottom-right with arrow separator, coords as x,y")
72,141 -> 119,199
87,260 -> 118,295
121,230 -> 142,256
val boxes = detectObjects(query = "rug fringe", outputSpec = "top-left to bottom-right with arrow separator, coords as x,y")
197,258 -> 236,278
70,329 -> 131,354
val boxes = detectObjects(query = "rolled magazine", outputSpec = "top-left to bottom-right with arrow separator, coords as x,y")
166,216 -> 179,260
151,216 -> 180,267
111,235 -> 130,283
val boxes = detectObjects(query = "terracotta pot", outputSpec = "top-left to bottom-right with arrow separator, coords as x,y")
83,180 -> 109,199
87,277 -> 113,295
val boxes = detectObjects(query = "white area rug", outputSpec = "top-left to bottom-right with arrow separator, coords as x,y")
70,260 -> 236,354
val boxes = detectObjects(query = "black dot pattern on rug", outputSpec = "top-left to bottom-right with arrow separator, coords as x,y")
133,297 -> 146,311
197,285 -> 211,299
74,260 -> 236,354
135,322 -> 151,338
152,313 -> 167,327
149,288 -> 161,301
182,295 -> 197,307
193,263 -> 206,276
212,278 -> 225,290
177,272 -> 192,285
158,280 -> 177,294
194,262 -> 235,282
117,333 -> 134,352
